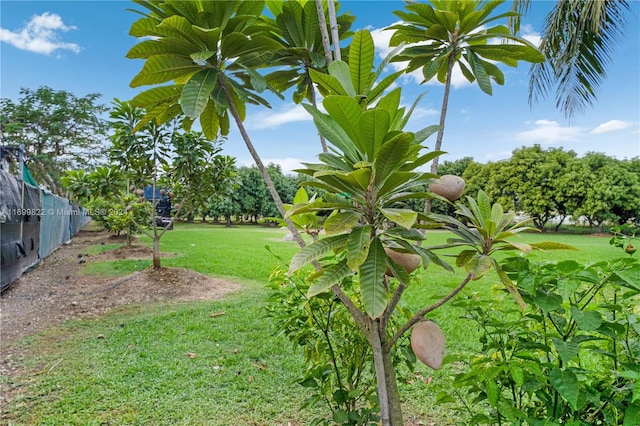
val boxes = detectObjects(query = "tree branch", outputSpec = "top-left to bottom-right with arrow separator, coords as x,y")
387,273 -> 473,349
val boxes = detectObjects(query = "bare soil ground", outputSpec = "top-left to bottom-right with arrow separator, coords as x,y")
0,228 -> 241,402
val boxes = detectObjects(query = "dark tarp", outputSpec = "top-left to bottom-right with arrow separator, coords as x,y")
1,169 -> 41,291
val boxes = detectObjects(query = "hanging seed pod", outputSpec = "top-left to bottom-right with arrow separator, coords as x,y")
160,189 -> 166,196
410,320 -> 446,370
429,175 -> 465,202
135,188 -> 144,196
167,191 -> 175,199
125,205 -> 132,212
384,248 -> 421,277
129,185 -> 136,192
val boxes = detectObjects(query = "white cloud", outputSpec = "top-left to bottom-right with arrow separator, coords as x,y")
245,104 -> 313,130
520,24 -> 542,47
516,119 -> 585,144
590,120 -> 633,134
0,12 -> 80,55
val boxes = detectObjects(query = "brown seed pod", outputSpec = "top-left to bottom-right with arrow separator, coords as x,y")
125,205 -> 132,212
160,189 -> 166,196
384,248 -> 421,277
135,188 -> 144,196
167,191 -> 175,199
410,320 -> 446,370
173,203 -> 180,209
129,185 -> 136,192
429,175 -> 466,202
137,197 -> 145,203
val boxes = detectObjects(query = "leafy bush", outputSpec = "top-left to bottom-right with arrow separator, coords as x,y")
266,263 -> 417,426
435,253 -> 640,425
87,195 -> 147,244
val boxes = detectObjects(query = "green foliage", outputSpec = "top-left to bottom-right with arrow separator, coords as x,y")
459,147 -> 640,229
127,0 -> 282,139
0,86 -> 108,194
266,266 -> 381,426
86,194 -> 147,242
264,0 -> 355,104
389,0 -> 544,95
435,255 -> 640,425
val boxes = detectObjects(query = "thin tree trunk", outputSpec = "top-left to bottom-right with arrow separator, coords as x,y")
327,0 -> 341,61
315,0 -> 333,65
219,79 -> 307,249
424,45 -> 457,214
370,320 -> 404,426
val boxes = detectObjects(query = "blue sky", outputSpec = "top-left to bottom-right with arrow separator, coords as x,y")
2,1 -> 639,174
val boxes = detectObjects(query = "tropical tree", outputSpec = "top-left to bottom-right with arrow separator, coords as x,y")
388,0 -> 544,210
126,0 -> 306,247
265,0 -> 354,152
60,169 -> 93,204
0,86 -> 109,193
498,145 -> 575,230
109,98 -> 155,186
289,87 -> 567,424
166,131 -> 234,221
512,0 -> 632,119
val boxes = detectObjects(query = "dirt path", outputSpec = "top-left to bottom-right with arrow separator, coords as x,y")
0,228 -> 241,400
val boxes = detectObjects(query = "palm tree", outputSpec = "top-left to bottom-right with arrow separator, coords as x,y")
126,0 -> 306,246
512,0 -> 631,120
388,0 -> 544,211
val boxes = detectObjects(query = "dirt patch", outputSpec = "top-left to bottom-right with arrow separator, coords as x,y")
0,228 -> 242,392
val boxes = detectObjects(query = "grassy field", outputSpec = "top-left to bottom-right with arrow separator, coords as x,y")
3,223 -> 621,425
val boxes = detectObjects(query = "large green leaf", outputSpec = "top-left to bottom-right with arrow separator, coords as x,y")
181,69 -> 218,118
570,307 -> 603,331
308,259 -> 352,297
374,132 -> 412,187
302,104 -> 359,161
359,109 -> 390,160
130,55 -> 201,87
323,96 -> 364,154
324,211 -> 361,236
359,238 -> 388,318
130,85 -> 181,108
552,338 -> 580,364
309,68 -> 349,96
472,44 -> 545,63
346,225 -> 372,270
380,208 -> 418,230
289,234 -> 349,273
200,101 -> 220,139
328,60 -> 356,97
349,30 -> 375,95
465,254 -> 491,280
549,368 -> 580,411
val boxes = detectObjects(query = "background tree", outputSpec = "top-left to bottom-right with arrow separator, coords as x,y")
0,86 -> 109,193
388,0 -> 544,211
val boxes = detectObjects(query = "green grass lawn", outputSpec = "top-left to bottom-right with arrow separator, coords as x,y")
3,223 -> 621,425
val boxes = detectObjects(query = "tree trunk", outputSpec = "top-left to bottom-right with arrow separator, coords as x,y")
370,319 -> 404,426
327,0 -> 341,61
315,0 -> 333,65
309,82 -> 328,153
424,40 -> 457,215
152,236 -> 161,269
219,78 -> 306,249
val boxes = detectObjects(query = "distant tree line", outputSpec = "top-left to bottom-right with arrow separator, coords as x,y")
430,146 -> 640,231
